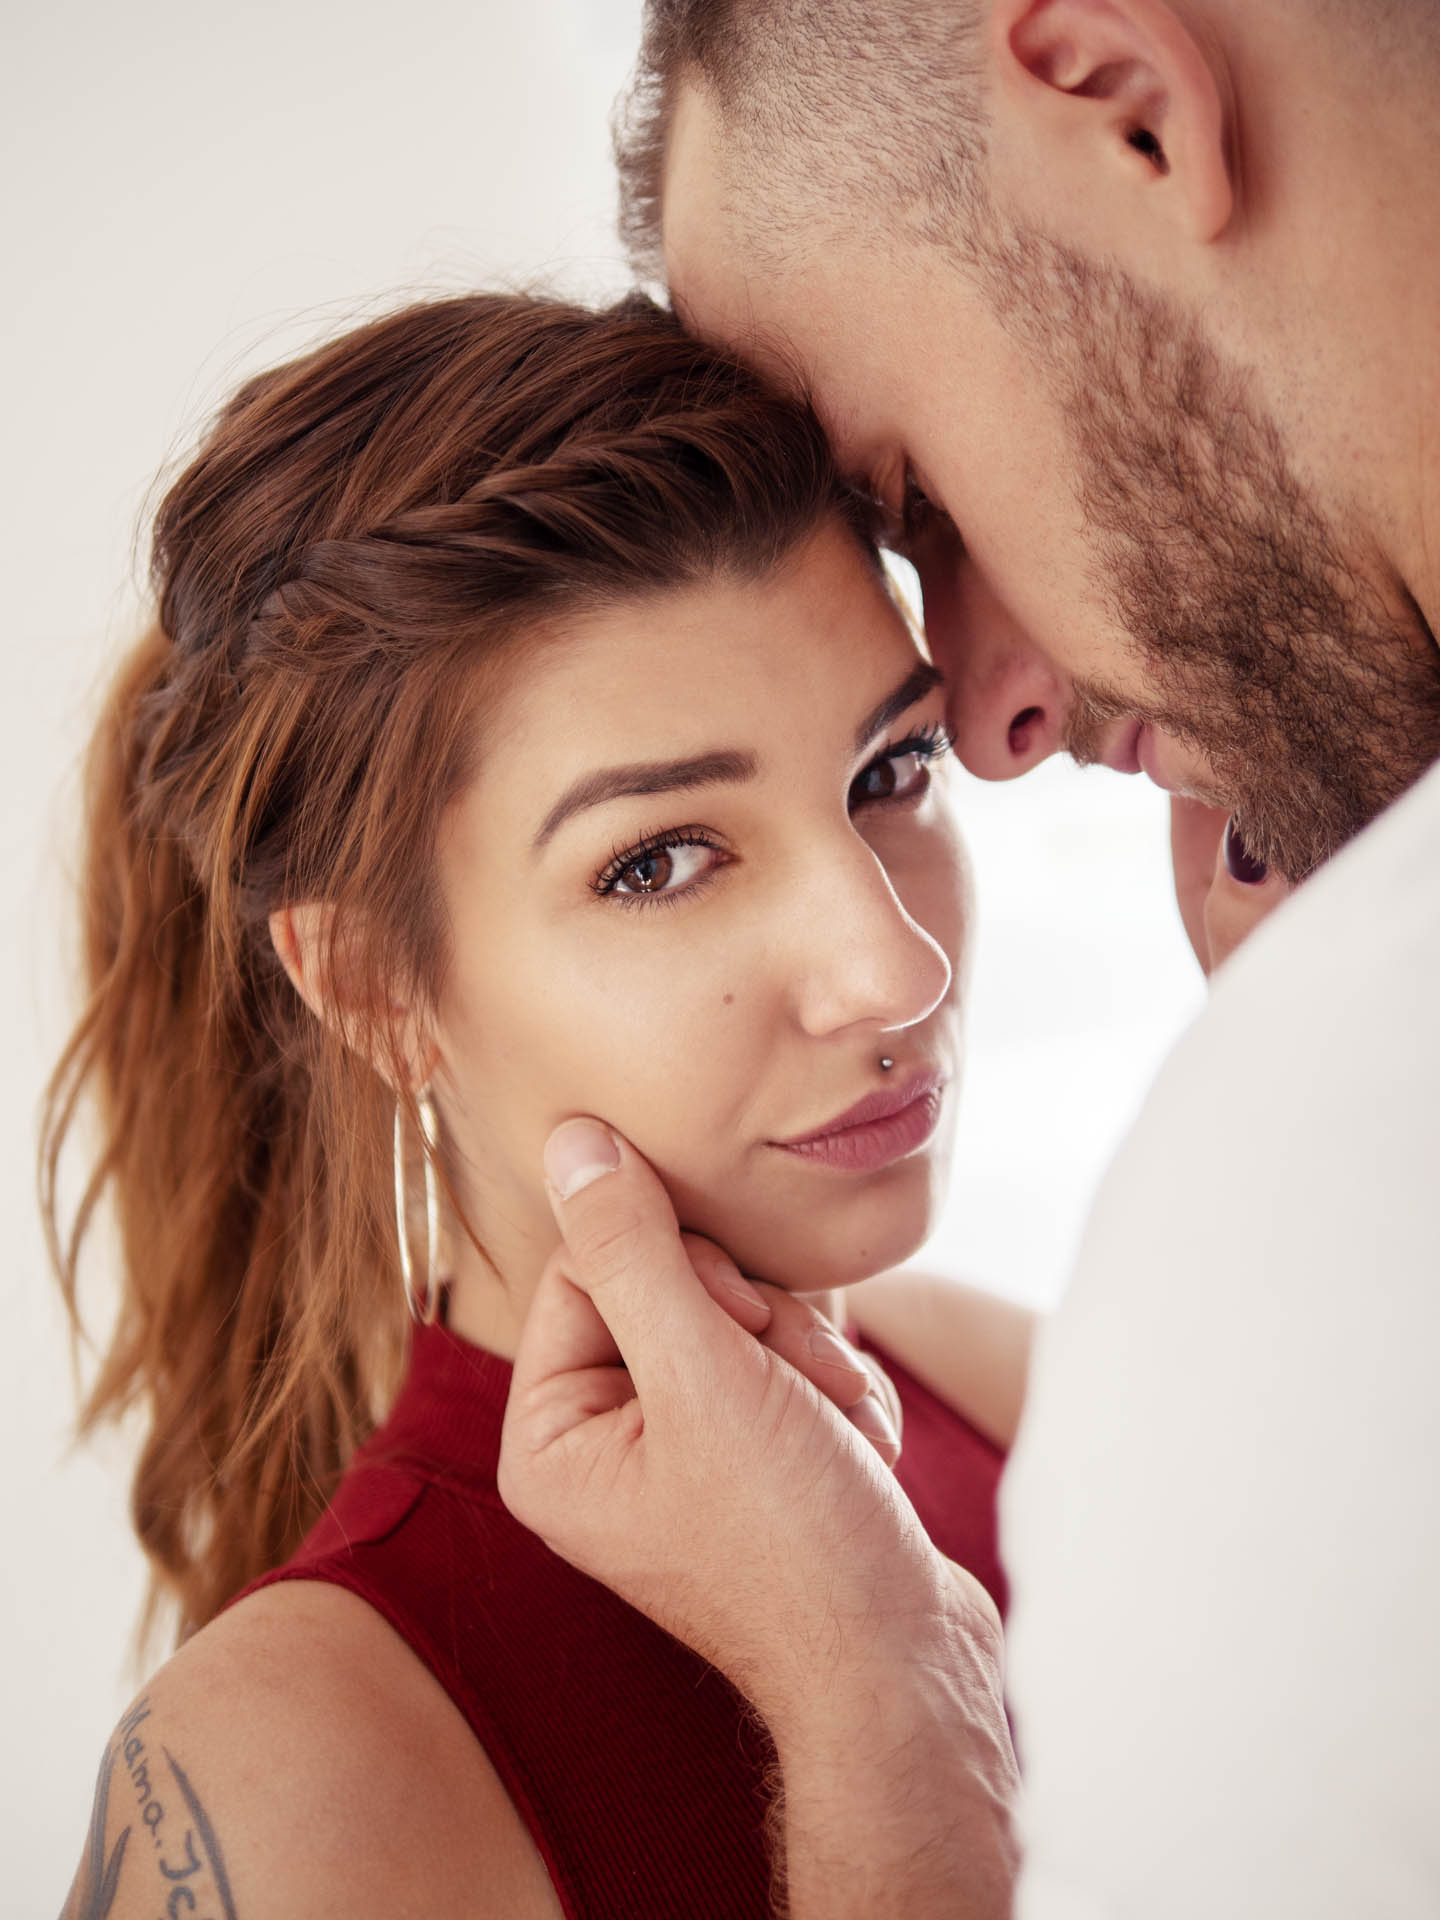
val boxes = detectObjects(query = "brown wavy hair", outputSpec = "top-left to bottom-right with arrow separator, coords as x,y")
41,290 -> 861,1644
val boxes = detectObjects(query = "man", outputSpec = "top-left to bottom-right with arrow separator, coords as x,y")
499,3 -> 1440,1913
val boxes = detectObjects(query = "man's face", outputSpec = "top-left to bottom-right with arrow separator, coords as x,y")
663,86 -> 1440,882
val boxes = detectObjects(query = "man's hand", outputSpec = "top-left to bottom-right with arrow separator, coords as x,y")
499,1118 -> 932,1715
1171,798 -> 1292,975
498,1119 -> 1019,1917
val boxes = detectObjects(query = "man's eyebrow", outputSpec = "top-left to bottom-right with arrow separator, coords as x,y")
533,749 -> 757,850
855,662 -> 944,751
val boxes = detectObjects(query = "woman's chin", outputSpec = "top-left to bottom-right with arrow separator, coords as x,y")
679,1162 -> 942,1295
761,1219 -> 932,1294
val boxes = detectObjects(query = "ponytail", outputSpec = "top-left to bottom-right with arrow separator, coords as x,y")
41,620 -> 400,1643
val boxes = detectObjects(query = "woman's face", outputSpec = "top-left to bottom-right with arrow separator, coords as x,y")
430,522 -> 972,1301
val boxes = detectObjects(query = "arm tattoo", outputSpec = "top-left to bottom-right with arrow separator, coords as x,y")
158,1748 -> 237,1919
65,1744 -> 129,1919
62,1699 -> 239,1920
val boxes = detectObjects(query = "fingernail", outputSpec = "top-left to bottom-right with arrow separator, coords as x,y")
806,1325 -> 869,1380
851,1391 -> 901,1459
722,1272 -> 770,1315
544,1119 -> 620,1200
1223,816 -> 1268,886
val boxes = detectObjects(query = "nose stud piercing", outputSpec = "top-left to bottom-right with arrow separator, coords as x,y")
879,1056 -> 895,1072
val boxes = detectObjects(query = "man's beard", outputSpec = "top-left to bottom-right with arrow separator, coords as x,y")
977,223 -> 1440,882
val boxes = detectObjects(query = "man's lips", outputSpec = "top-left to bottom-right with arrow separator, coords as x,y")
1099,719 -> 1144,776
1136,724 -> 1173,790
1098,720 -> 1212,801
770,1070 -> 947,1174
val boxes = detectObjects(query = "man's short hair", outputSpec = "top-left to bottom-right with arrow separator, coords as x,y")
616,0 -> 989,280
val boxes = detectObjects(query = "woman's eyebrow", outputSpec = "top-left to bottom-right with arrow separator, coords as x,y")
531,663 -> 942,851
532,749 -> 757,849
856,661 -> 944,750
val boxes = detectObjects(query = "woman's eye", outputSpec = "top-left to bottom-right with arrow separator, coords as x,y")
849,729 -> 952,812
605,838 -> 719,900
851,751 -> 930,807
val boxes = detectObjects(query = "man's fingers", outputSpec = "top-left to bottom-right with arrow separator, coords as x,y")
682,1234 -> 774,1337
531,1119 -> 899,1469
857,1350 -> 903,1440
752,1291 -> 904,1466
847,1350 -> 903,1469
504,1253 -> 634,1462
755,1289 -> 872,1408
542,1118 -> 762,1394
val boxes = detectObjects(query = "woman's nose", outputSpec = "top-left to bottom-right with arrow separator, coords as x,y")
913,541 -> 1068,780
790,842 -> 952,1042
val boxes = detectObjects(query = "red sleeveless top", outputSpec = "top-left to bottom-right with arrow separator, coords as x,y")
242,1322 -> 1005,1919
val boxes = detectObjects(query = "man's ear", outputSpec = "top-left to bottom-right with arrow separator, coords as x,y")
269,902 -> 437,1092
988,0 -> 1234,247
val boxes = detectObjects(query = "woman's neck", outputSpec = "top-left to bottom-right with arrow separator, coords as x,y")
439,1212 -> 556,1362
437,1208 -> 847,1364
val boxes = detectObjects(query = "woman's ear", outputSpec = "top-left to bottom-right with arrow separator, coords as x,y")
988,0 -> 1234,247
268,902 -> 438,1092
269,902 -> 330,1023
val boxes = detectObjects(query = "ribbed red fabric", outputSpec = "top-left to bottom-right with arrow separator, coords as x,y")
240,1322 -> 1005,1919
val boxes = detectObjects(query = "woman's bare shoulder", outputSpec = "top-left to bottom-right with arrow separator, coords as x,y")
59,1579 -> 562,1919
847,1268 -> 1039,1450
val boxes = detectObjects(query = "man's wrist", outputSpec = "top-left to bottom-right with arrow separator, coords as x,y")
763,1569 -> 1019,1918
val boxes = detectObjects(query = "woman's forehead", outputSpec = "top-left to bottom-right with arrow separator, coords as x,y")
485,534 -> 921,770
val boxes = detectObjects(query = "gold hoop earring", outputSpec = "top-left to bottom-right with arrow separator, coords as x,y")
394,1088 -> 441,1326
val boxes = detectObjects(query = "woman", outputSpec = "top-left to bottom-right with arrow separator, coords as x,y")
45,291 -> 1030,1919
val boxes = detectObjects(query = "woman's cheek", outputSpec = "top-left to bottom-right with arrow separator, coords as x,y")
582,966 -> 771,1193
548,943 -> 736,1128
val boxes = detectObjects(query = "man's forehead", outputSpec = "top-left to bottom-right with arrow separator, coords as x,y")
661,84 -> 730,292
664,84 -> 892,477
663,86 -> 797,357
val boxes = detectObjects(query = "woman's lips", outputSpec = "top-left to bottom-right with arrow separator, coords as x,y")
771,1072 -> 946,1174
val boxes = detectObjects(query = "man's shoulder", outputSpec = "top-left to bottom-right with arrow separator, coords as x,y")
1047,759 -> 1440,1356
1101,756 -> 1440,1244
1003,762 -> 1440,1920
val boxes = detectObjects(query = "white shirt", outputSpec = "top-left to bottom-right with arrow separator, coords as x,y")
1003,759 -> 1440,1920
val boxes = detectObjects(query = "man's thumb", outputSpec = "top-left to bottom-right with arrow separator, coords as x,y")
544,1115 -> 624,1204
541,1119 -> 763,1377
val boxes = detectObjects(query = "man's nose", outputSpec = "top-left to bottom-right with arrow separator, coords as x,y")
914,541 -> 1068,780
790,840 -> 952,1042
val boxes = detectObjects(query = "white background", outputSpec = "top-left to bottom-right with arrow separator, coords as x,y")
2,3 -> 1203,1907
